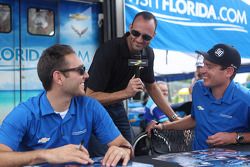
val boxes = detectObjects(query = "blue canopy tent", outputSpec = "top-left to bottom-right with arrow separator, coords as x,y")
124,0 -> 250,81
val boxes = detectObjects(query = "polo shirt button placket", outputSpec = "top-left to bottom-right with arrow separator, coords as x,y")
60,122 -> 64,137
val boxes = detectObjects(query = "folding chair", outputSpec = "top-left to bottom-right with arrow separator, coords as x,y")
132,129 -> 194,156
150,129 -> 194,154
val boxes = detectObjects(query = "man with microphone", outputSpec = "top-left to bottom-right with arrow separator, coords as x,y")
86,11 -> 178,156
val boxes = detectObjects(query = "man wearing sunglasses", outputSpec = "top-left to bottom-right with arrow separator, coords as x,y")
0,44 -> 133,166
86,11 -> 179,156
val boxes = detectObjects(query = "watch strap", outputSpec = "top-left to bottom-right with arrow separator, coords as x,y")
171,114 -> 178,121
236,132 -> 244,144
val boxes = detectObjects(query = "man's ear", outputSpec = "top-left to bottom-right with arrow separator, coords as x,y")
129,24 -> 132,31
52,71 -> 64,86
226,67 -> 235,78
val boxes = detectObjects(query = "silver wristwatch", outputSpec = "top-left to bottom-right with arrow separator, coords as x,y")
171,114 -> 178,120
236,132 -> 244,144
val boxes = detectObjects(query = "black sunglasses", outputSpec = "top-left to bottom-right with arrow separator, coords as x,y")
59,65 -> 86,75
131,29 -> 152,41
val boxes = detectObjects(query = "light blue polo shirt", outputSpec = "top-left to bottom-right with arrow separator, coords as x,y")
144,98 -> 169,123
0,91 -> 120,151
191,80 -> 250,150
144,98 -> 186,124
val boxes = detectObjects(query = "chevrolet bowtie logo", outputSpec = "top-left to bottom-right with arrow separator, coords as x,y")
134,60 -> 142,66
38,137 -> 50,144
197,106 -> 204,110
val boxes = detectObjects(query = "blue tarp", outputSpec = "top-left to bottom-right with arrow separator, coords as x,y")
125,0 -> 250,80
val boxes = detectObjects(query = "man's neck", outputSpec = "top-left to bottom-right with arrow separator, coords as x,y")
211,81 -> 230,99
46,90 -> 71,112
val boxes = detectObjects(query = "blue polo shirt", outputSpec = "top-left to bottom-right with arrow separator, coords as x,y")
191,80 -> 250,150
0,91 -> 120,151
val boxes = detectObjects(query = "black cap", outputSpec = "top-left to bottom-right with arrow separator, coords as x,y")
195,44 -> 241,69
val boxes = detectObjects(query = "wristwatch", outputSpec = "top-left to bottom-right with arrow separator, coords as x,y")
171,114 -> 178,121
236,132 -> 244,144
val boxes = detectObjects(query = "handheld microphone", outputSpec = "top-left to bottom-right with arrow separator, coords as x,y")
135,50 -> 142,78
128,49 -> 148,78
128,49 -> 148,99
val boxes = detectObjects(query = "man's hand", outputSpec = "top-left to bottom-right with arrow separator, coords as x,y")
44,144 -> 94,165
102,145 -> 131,167
153,121 -> 171,131
206,132 -> 237,147
146,120 -> 157,136
124,76 -> 144,98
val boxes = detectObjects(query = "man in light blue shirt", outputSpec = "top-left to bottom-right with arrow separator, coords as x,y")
154,43 -> 250,150
144,81 -> 185,133
0,44 -> 133,166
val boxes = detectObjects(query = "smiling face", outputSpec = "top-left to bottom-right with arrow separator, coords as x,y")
201,60 -> 231,89
128,15 -> 156,53
60,53 -> 89,96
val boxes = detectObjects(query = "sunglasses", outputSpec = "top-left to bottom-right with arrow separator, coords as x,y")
131,29 -> 152,41
59,65 -> 86,75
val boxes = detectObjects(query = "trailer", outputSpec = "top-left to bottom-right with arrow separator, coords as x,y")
0,0 -> 103,122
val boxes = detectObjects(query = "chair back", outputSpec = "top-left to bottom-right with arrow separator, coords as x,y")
150,129 -> 194,154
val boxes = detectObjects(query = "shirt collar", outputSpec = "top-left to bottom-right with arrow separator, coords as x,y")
221,80 -> 235,104
40,91 -> 54,116
203,80 -> 235,104
40,91 -> 76,116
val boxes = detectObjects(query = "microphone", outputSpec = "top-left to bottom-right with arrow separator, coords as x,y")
128,49 -> 148,78
135,50 -> 142,78
128,49 -> 148,99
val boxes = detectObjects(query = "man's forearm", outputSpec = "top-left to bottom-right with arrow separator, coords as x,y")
155,98 -> 178,121
146,83 -> 178,121
0,150 -> 47,166
163,115 -> 196,130
86,88 -> 129,106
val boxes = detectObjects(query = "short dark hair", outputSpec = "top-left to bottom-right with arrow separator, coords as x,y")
37,44 -> 75,91
220,66 -> 237,80
132,11 -> 157,31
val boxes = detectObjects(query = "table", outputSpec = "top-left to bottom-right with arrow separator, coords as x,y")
33,158 -> 154,167
32,145 -> 250,167
133,155 -> 181,167
132,144 -> 250,167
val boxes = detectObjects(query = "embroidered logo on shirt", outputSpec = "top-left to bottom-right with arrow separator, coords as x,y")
197,106 -> 204,110
38,137 -> 50,144
72,129 -> 87,135
220,114 -> 232,119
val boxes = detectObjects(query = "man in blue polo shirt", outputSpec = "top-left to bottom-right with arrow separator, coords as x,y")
154,43 -> 250,150
0,44 -> 133,166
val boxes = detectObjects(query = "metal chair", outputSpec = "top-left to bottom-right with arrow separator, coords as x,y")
132,131 -> 152,156
150,129 -> 194,154
132,129 -> 194,156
